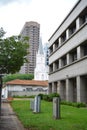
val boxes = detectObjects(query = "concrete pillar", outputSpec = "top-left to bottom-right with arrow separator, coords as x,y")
30,99 -> 34,110
33,96 -> 41,113
77,76 -> 87,103
53,97 -> 60,119
66,78 -> 74,102
77,45 -> 84,59
58,81 -> 65,100
77,46 -> 81,59
53,44 -> 55,52
77,76 -> 81,102
59,37 -> 62,46
76,17 -> 80,30
59,59 -> 62,68
53,63 -> 55,72
66,29 -> 69,40
67,53 -> 71,65
52,82 -> 54,93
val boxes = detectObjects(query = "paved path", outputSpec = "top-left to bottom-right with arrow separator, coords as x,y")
0,101 -> 26,130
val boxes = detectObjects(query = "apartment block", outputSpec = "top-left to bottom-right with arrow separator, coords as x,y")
48,0 -> 87,103
20,21 -> 40,74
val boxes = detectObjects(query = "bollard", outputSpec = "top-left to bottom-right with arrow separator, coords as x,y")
53,97 -> 60,119
33,95 -> 41,113
30,100 -> 34,111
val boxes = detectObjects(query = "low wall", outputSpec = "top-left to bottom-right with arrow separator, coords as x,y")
10,91 -> 47,97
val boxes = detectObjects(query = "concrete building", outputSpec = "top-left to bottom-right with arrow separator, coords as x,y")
48,0 -> 87,103
19,21 -> 40,74
2,79 -> 48,98
43,43 -> 49,66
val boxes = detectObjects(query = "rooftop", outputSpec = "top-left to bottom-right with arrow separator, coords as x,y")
6,79 -> 48,87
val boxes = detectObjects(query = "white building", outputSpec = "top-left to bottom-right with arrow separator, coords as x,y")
34,38 -> 48,81
2,79 -> 48,98
48,0 -> 87,103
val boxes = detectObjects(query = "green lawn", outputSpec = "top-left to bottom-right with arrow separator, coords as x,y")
11,100 -> 87,130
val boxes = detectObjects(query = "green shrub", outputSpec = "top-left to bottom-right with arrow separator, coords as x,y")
39,93 -> 60,102
61,100 -> 86,108
38,93 -> 44,99
73,102 -> 86,108
3,73 -> 34,83
43,94 -> 49,101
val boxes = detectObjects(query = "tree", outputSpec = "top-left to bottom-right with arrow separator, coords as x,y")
0,28 -> 29,74
3,74 -> 34,83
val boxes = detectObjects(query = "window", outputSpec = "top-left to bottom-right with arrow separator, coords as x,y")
55,60 -> 59,70
81,42 -> 87,57
70,49 -> 77,62
61,32 -> 66,43
69,21 -> 76,36
49,64 -> 53,73
49,45 -> 53,55
61,55 -> 67,67
26,88 -> 33,91
79,7 -> 87,26
54,39 -> 59,49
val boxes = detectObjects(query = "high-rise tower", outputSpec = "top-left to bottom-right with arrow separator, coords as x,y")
19,21 -> 40,74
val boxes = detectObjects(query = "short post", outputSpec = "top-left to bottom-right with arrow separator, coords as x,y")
53,97 -> 60,119
30,99 -> 34,111
33,95 -> 41,113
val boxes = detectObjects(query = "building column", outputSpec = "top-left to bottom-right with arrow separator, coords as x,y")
53,63 -> 55,72
59,58 -> 62,68
77,76 -> 82,102
76,17 -> 80,30
53,44 -> 55,52
66,78 -> 74,102
59,37 -> 62,46
58,81 -> 65,100
66,29 -> 69,40
76,76 -> 87,103
67,53 -> 71,65
77,46 -> 82,59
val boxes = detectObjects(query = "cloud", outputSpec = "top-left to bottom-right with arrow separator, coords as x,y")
0,0 -> 32,6
0,0 -> 77,43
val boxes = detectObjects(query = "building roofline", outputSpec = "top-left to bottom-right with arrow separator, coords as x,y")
6,79 -> 48,87
20,21 -> 40,34
48,0 -> 81,41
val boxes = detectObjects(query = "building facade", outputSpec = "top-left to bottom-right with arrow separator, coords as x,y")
43,43 -> 49,66
48,0 -> 87,103
19,21 -> 40,74
2,79 -> 48,98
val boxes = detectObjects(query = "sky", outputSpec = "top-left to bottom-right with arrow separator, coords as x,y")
0,0 -> 78,44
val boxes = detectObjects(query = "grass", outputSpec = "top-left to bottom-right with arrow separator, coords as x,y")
11,100 -> 87,130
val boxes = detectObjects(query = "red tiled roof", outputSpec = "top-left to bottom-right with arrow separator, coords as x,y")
6,79 -> 48,87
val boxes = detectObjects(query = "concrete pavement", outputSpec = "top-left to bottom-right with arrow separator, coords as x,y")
0,101 -> 27,130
